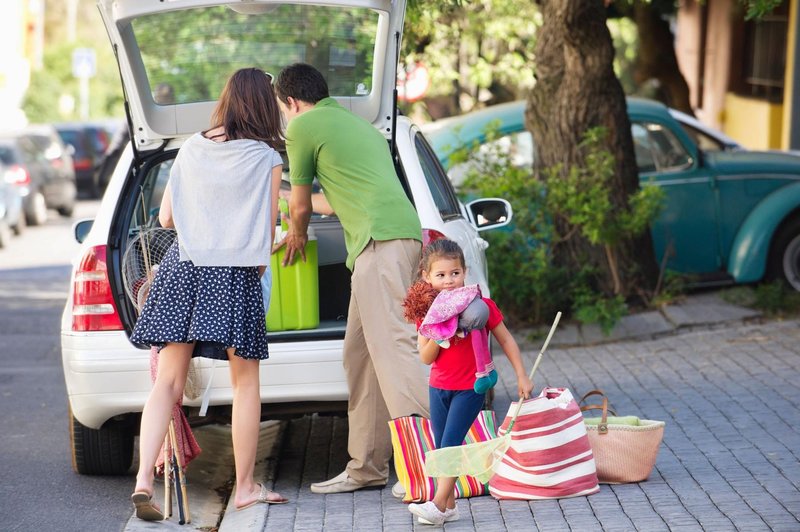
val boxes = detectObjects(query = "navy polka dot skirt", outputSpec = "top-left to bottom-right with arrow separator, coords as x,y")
131,241 -> 269,360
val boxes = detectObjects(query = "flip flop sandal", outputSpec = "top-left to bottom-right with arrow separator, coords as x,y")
131,491 -> 164,521
236,483 -> 289,510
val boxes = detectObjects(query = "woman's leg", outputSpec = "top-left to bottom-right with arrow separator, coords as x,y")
134,342 -> 193,496
228,350 -> 285,507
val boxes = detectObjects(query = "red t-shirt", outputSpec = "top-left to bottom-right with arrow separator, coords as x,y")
419,297 -> 504,391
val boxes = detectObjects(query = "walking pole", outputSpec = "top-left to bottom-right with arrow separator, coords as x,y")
163,434 -> 172,519
169,418 -> 191,524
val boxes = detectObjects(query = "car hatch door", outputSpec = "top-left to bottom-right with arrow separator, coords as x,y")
97,0 -> 406,150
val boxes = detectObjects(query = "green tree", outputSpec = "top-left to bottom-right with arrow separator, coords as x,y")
23,0 -> 123,122
526,0 -> 659,300
405,0 -> 539,117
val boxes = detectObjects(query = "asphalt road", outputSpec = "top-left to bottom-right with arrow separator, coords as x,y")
0,200 -> 134,532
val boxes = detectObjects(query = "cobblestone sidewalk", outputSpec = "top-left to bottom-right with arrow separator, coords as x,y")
247,319 -> 800,531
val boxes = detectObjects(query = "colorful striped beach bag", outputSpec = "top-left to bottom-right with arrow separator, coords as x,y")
389,411 -> 498,503
489,387 -> 600,500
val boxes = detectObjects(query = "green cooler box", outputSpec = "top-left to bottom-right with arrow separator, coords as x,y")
266,227 -> 319,331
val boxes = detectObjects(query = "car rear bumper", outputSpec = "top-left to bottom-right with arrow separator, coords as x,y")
44,181 -> 76,209
61,330 -> 349,429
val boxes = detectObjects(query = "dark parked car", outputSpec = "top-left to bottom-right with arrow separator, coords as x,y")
25,124 -> 77,204
0,132 -> 77,225
54,122 -> 110,197
93,126 -> 129,194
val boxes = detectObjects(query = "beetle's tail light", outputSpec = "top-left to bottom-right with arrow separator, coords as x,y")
72,245 -> 124,331
422,228 -> 447,247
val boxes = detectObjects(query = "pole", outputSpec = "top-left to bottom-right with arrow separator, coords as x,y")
79,75 -> 90,121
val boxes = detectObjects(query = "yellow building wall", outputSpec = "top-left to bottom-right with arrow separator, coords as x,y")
723,93 -> 784,150
782,0 -> 798,150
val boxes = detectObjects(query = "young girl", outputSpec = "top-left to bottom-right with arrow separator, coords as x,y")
404,239 -> 533,526
129,68 -> 288,520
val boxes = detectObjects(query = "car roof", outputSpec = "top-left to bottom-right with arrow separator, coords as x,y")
422,97 -> 699,167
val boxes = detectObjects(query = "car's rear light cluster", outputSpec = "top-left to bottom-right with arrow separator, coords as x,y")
5,165 -> 30,186
72,245 -> 124,331
422,228 -> 447,247
73,158 -> 92,171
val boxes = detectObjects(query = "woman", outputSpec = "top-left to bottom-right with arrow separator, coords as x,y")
129,68 -> 288,520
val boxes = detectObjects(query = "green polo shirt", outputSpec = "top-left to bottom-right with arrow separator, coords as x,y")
286,97 -> 422,270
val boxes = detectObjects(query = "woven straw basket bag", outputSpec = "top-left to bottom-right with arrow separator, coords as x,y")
580,390 -> 665,484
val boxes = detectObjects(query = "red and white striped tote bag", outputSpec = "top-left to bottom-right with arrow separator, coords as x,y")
489,387 -> 600,500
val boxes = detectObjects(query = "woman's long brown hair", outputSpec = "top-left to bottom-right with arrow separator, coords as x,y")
208,68 -> 285,150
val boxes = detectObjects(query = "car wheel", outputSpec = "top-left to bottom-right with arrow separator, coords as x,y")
0,221 -> 10,249
767,216 -> 800,291
69,407 -> 135,475
57,202 -> 75,217
11,213 -> 24,235
25,191 -> 48,226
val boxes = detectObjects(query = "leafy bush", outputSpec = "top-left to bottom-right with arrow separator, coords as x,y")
452,123 -> 664,331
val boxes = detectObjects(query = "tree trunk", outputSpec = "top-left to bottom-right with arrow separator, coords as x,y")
526,0 -> 659,297
633,1 -> 694,115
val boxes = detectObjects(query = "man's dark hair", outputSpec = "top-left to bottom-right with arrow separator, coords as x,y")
275,63 -> 330,105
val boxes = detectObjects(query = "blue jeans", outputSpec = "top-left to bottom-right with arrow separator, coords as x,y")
429,387 -> 485,448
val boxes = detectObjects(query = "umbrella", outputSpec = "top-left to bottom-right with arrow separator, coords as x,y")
149,346 -> 198,524
149,347 -> 202,470
424,312 -> 562,483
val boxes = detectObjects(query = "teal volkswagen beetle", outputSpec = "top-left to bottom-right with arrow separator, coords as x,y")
423,98 -> 800,290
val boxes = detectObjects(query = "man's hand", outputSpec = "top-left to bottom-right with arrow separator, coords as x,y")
274,230 -> 308,266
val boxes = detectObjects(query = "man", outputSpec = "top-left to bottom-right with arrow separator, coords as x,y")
274,63 -> 430,494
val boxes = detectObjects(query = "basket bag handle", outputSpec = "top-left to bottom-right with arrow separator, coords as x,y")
579,389 -> 617,435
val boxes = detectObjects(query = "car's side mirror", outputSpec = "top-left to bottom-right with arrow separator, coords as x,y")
465,198 -> 513,231
73,218 -> 94,243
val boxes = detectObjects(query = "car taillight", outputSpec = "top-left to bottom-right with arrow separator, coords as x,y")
422,229 -> 447,247
73,158 -> 92,171
5,165 -> 30,186
72,245 -> 124,331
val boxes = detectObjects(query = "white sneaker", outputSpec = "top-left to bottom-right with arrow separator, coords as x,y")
409,501 -> 459,526
418,504 -> 459,525
391,481 -> 405,499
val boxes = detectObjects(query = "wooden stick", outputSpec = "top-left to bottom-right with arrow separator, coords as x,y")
169,418 -> 191,524
163,433 -> 171,519
507,311 -> 562,432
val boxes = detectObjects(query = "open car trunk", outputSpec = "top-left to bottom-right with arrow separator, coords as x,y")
109,148 -> 351,342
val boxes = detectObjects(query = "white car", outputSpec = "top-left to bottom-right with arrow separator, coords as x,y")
62,0 -> 512,475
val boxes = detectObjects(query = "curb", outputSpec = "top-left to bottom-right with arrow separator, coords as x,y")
519,293 -> 763,349
218,420 -> 286,531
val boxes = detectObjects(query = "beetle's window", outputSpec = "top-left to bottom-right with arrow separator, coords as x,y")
631,122 -> 691,172
448,130 -> 533,187
678,122 -> 728,152
414,133 -> 461,219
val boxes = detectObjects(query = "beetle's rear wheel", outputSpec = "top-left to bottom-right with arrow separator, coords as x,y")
767,217 -> 800,291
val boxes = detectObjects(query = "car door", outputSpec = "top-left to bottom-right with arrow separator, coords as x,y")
412,130 -> 490,292
632,120 -> 722,274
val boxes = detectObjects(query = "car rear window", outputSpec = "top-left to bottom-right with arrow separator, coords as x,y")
56,130 -> 89,159
131,4 -> 379,105
0,145 -> 14,165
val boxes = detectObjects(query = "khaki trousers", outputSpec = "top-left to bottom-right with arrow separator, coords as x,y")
343,238 -> 430,483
